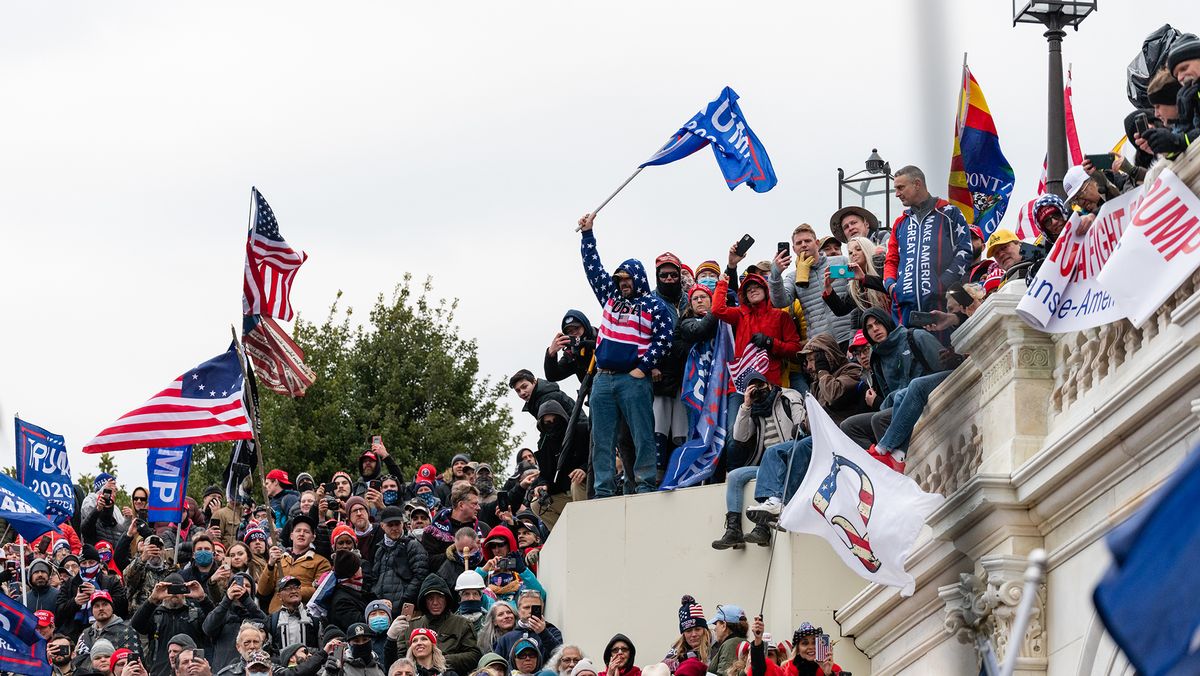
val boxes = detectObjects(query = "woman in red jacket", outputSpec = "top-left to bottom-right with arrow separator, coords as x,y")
712,273 -> 802,387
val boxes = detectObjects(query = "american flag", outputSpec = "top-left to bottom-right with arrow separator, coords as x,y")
243,187 -> 307,321
82,347 -> 254,454
243,314 -> 316,397
728,344 -> 771,393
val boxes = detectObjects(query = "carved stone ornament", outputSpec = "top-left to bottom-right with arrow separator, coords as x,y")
940,556 -> 1047,671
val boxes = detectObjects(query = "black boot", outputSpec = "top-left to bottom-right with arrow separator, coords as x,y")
743,522 -> 774,546
711,512 -> 745,550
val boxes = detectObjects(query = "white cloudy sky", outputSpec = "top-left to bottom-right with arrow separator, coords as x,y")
0,1 -> 1185,489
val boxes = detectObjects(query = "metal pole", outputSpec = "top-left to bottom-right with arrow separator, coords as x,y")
1045,24 -> 1069,198
999,549 -> 1047,676
574,168 -> 645,231
230,326 -> 272,506
18,537 -> 28,604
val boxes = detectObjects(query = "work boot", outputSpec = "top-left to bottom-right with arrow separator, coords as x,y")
743,522 -> 774,546
711,512 -> 746,550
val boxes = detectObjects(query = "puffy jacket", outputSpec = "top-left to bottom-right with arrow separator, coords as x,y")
57,573 -> 129,639
801,333 -> 867,425
80,498 -> 127,549
202,594 -> 269,672
580,231 -> 675,374
862,307 -> 945,403
391,574 -> 481,675
731,387 -> 808,466
130,599 -> 214,676
768,255 -> 855,344
371,534 -> 429,608
712,275 -> 802,386
883,197 -> 972,320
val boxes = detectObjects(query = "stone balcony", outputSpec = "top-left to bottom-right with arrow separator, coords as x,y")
836,271 -> 1200,675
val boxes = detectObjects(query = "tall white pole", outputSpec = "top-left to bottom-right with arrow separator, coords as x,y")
999,549 -> 1047,676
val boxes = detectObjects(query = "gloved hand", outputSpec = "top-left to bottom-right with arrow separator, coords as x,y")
510,553 -> 527,574
1142,127 -> 1188,155
386,615 -> 410,641
750,333 -> 774,351
794,253 -> 816,284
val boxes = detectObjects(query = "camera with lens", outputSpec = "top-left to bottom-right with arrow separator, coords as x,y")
564,335 -> 595,360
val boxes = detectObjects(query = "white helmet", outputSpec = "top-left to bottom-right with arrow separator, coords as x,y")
455,570 -> 485,592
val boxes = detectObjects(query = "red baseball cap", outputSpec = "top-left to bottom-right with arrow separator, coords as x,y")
655,252 -> 682,270
265,469 -> 292,485
35,610 -> 54,628
415,464 -> 437,482
850,330 -> 869,348
90,590 -> 114,604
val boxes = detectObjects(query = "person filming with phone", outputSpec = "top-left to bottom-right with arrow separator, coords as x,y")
131,574 -> 213,676
82,474 -> 130,551
767,223 -> 855,349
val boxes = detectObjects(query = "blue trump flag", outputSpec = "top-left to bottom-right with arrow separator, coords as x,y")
661,324 -> 733,489
640,86 -> 778,193
1093,446 -> 1200,675
0,475 -> 58,543
0,624 -> 49,676
14,417 -> 74,525
0,596 -> 43,646
147,446 -> 192,523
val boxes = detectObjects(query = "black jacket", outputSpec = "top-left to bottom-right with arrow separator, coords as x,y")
533,401 -> 590,496
56,573 -> 129,639
370,534 -> 429,608
543,310 -> 595,384
202,594 -> 269,672
131,598 -> 215,676
520,380 -> 576,421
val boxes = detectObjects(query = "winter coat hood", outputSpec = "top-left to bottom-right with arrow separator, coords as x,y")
561,310 -> 595,339
507,634 -> 545,673
417,573 -> 457,614
737,273 -> 770,308
861,308 -> 896,343
801,333 -> 849,370
614,259 -> 652,297
603,634 -> 637,667
483,525 -> 518,557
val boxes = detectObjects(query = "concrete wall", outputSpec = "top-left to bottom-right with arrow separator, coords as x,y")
539,482 -> 871,674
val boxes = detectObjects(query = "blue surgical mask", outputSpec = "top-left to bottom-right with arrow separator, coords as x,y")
699,278 -> 717,292
382,490 -> 399,506
193,550 -> 214,567
368,616 -> 390,633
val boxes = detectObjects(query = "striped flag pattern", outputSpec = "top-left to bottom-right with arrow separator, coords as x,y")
242,187 -> 307,321
243,314 -> 316,397
82,347 -> 253,454
728,343 -> 771,393
1036,67 -> 1085,197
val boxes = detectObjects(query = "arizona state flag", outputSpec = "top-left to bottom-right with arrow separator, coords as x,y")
948,64 -> 1015,238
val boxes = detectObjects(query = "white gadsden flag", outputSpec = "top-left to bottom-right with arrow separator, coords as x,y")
779,394 -> 945,596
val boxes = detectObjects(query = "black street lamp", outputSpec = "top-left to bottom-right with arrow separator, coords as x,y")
838,149 -> 894,228
1013,0 -> 1097,198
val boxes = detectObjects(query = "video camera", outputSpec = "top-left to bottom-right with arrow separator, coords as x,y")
565,335 -> 595,360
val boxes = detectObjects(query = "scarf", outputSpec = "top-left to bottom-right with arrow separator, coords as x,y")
749,387 -> 780,419
279,603 -> 312,648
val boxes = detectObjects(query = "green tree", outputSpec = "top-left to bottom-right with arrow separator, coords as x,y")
190,276 -> 515,494
77,453 -> 131,505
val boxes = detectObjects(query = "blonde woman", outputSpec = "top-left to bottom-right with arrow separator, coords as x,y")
406,628 -> 454,676
663,596 -> 713,672
822,237 -> 890,323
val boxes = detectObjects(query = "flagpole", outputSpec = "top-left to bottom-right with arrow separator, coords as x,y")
998,549 -> 1046,676
17,536 -> 27,605
955,53 -> 969,138
574,167 -> 645,232
230,325 -> 272,507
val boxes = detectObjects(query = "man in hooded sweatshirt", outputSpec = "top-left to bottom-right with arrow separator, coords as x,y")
23,558 -> 59,612
386,574 -> 481,675
577,213 -> 674,496
599,635 -> 639,676
545,310 -> 597,384
529,400 -> 590,529
838,308 -> 945,473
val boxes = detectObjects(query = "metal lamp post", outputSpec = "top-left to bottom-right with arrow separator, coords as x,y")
838,149 -> 895,228
1013,0 -> 1097,198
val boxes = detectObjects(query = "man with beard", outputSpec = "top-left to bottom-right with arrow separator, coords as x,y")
131,575 -> 214,676
124,536 -> 174,610
48,633 -> 75,676
529,400 -> 589,530
57,545 -> 129,640
202,573 -> 268,672
24,558 -> 58,612
73,590 -> 141,667
352,442 -> 403,498
258,515 -> 331,613
370,507 -> 428,611
471,464 -> 503,529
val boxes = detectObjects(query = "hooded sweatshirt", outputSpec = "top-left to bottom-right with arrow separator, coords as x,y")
544,310 -> 596,383
862,308 -> 944,404
581,231 -> 674,374
712,275 -> 802,386
393,574 -> 481,675
800,334 -> 866,424
600,634 -> 640,676
534,400 -> 589,496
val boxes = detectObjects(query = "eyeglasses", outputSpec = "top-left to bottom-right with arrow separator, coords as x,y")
560,658 -> 581,665
610,647 -> 630,655
132,496 -> 148,503
658,272 -> 680,280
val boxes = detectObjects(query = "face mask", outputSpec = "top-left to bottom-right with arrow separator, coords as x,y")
193,550 -> 214,567
476,477 -> 494,494
81,563 -> 101,579
350,642 -> 373,661
419,493 -> 439,510
410,527 -> 425,537
699,278 -> 717,292
382,490 -> 399,506
458,600 -> 483,615
369,616 -> 390,633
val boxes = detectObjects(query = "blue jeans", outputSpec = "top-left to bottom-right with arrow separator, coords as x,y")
878,371 -> 952,453
753,437 -> 813,503
725,466 -> 758,513
590,372 -> 658,496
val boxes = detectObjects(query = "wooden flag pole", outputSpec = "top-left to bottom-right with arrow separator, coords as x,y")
574,167 -> 645,232
230,325 -> 272,507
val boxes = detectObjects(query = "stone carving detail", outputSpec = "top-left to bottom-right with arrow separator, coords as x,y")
981,351 -> 1013,397
916,424 -> 982,496
940,557 -> 1047,672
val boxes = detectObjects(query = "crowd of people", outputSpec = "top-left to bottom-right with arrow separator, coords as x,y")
5,30 -> 1198,676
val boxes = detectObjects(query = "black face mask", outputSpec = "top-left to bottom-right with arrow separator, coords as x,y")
657,280 -> 682,300
349,642 -> 373,662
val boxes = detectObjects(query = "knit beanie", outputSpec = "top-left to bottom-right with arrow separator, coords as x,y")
90,639 -> 115,659
1168,37 -> 1200,74
331,523 -> 358,546
570,659 -> 599,676
695,260 -> 722,279
688,285 -> 712,301
677,594 -> 707,634
410,628 -> 438,646
344,496 -> 369,518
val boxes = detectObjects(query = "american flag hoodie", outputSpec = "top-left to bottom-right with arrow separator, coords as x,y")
581,231 -> 675,374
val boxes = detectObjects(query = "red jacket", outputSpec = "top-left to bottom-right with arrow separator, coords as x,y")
712,275 -> 802,386
784,661 -> 842,676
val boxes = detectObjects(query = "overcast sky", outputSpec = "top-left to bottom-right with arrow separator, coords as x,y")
1,1 -> 1186,490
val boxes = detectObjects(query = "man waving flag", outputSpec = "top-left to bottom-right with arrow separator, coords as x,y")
780,394 -> 944,596
82,345 -> 253,454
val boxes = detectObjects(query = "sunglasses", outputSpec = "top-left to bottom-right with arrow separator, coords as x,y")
610,647 -> 630,655
657,272 -> 680,280
132,496 -> 148,503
